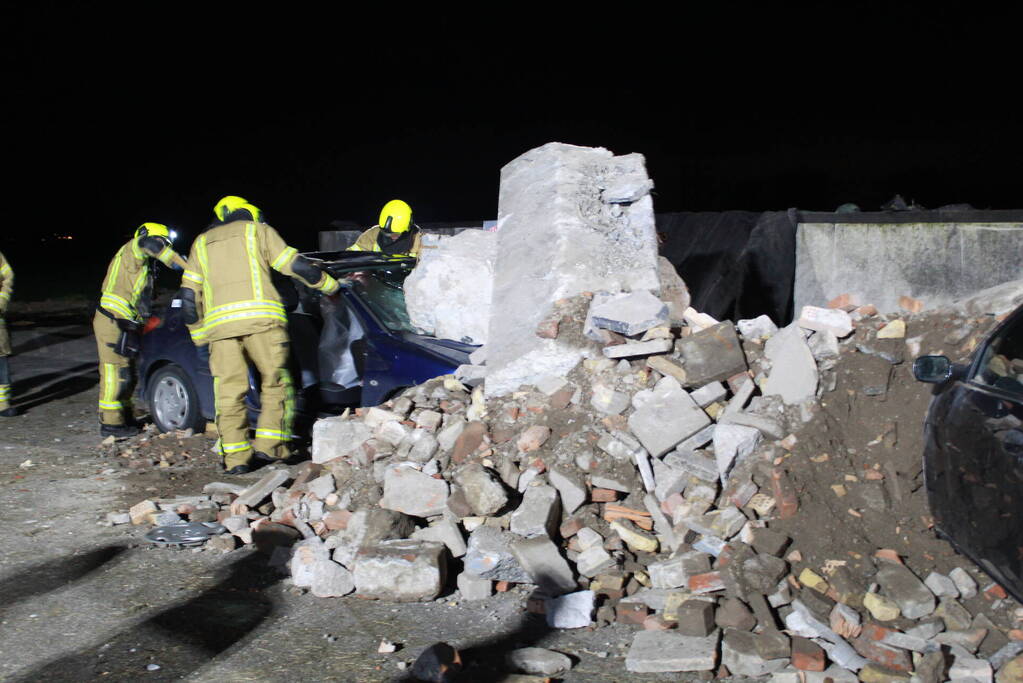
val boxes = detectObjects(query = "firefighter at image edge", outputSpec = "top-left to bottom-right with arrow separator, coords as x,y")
0,249 -> 14,417
94,223 -> 188,437
347,199 -> 423,258
178,195 -> 341,475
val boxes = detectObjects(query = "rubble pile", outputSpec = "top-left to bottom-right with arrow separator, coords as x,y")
115,285 -> 1023,681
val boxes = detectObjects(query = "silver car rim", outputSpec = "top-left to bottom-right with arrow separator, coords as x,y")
153,374 -> 190,430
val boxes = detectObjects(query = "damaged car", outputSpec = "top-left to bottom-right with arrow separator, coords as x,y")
137,252 -> 475,435
913,302 -> 1023,603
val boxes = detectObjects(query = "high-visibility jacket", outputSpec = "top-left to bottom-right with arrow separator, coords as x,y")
347,225 -> 422,258
0,250 -> 12,313
181,220 -> 340,345
99,237 -> 187,322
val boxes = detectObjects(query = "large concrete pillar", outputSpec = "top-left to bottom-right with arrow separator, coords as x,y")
486,142 -> 660,397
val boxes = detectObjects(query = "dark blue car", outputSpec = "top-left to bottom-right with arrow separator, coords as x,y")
138,252 -> 475,435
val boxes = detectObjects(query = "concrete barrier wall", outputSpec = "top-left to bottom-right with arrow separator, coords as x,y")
794,221 -> 1023,313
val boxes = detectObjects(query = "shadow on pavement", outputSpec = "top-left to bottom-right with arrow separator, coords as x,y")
11,362 -> 98,412
11,325 -> 93,355
0,544 -> 127,618
11,547 -> 283,682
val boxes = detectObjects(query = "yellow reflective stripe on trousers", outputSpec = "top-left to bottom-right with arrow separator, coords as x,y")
245,223 -> 263,300
221,441 -> 251,453
100,363 -> 123,410
272,246 -> 297,270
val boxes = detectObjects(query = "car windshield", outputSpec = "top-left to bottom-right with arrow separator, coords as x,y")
351,268 -> 417,334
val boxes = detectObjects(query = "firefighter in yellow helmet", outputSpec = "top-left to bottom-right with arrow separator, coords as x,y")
347,199 -> 422,258
94,223 -> 188,437
0,250 -> 15,417
179,196 -> 341,474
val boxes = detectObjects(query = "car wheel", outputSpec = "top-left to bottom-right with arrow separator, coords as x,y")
147,364 -> 204,433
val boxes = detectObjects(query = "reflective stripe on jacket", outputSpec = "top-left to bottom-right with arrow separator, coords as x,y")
347,225 -> 422,258
181,220 -> 339,344
99,238 -> 187,322
0,251 -> 13,312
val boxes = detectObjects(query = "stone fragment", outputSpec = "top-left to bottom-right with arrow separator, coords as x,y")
675,321 -> 748,387
353,539 -> 446,601
798,305 -> 853,337
763,323 -> 819,404
129,500 -> 159,525
716,597 -> 757,631
545,590 -> 595,629
411,518 -> 467,558
311,558 -> 355,598
453,464 -> 508,516
858,663 -> 911,682
510,536 -> 576,596
506,648 -> 572,676
877,319 -> 906,339
863,592 -> 901,621
415,410 -> 443,432
436,419 -> 467,452
625,630 -> 720,672
750,528 -> 790,557
464,527 -> 531,582
611,519 -> 658,553
312,417 -> 373,464
547,465 -> 586,514
575,545 -> 616,578
791,636 -> 826,672
379,465 -> 449,518
948,656 -> 993,682
457,571 -> 491,600
451,421 -> 487,463
234,469 -> 291,508
646,354 -> 687,383
516,425 -> 550,453
950,567 -> 978,599
602,338 -> 673,359
852,635 -> 912,672
674,600 -> 716,637
722,629 -> 786,677
712,423 -> 762,482
510,485 -> 560,538
628,376 -> 711,457
589,382 -> 631,415
589,290 -> 668,336
737,315 -> 778,341
875,561 -> 935,619
689,381 -> 728,407
648,551 -> 712,589
924,571 -> 959,599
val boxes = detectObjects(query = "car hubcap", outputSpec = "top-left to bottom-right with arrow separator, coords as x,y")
153,375 -> 189,430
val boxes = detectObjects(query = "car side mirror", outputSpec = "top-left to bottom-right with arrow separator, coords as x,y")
913,355 -> 952,383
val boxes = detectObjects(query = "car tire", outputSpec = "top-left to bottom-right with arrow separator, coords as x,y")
147,364 -> 204,434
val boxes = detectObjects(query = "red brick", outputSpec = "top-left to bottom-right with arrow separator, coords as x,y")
452,421 -> 488,464
852,636 -> 912,672
616,603 -> 649,625
855,304 -> 878,317
984,583 -> 1008,600
861,623 -> 894,641
899,295 -> 924,313
827,293 -> 861,311
494,581 -> 511,592
323,509 -> 352,531
591,488 -> 619,503
535,318 -> 559,339
689,571 -> 725,594
792,637 -> 826,671
559,517 -> 585,539
643,614 -> 676,631
770,468 -> 799,519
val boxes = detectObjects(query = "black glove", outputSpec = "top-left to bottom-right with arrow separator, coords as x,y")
116,317 -> 142,333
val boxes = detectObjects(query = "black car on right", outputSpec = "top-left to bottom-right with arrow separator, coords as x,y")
914,301 -> 1023,604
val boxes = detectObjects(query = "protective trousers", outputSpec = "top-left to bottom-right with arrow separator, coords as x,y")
209,326 -> 294,469
0,317 -> 10,410
93,313 -> 134,425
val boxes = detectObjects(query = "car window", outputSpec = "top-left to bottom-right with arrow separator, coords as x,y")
973,313 -> 1023,398
352,269 -> 417,334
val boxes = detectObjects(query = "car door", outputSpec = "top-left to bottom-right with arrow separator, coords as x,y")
926,307 -> 1023,601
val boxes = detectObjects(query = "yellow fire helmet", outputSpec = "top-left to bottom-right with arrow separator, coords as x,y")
213,195 -> 263,222
379,199 -> 413,234
135,222 -> 170,240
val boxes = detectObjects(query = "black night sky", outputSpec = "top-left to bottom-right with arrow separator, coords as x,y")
2,3 -> 1020,284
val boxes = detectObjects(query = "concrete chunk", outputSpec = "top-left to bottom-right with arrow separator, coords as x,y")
763,323 -> 819,404
506,648 -> 572,676
487,144 -> 659,397
589,290 -> 668,336
510,485 -> 560,538
628,376 -> 712,457
457,571 -> 492,600
312,417 -> 373,464
798,305 -> 853,338
876,561 -> 935,619
464,526 -> 531,582
675,321 -> 748,387
625,630 -> 721,672
545,590 -> 595,629
234,469 -> 291,508
603,338 -> 672,359
548,465 -> 587,514
353,539 -> 447,602
510,536 -> 576,595
453,464 -> 508,516
713,423 -> 762,482
379,465 -> 449,518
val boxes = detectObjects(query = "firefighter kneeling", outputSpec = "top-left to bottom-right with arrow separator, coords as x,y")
179,196 -> 340,474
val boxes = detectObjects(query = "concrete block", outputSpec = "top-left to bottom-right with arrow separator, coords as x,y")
404,229 -> 496,344
589,290 -> 668,336
675,321 -> 748,387
948,655 -> 993,682
723,630 -> 787,677
311,558 -> 355,598
949,567 -> 978,599
378,465 -> 449,518
674,600 -> 716,636
548,465 -> 587,514
795,221 -> 1023,315
487,143 -> 659,397
626,630 -> 720,672
464,526 -> 531,582
689,381 -> 727,407
453,464 -> 508,516
628,376 -> 711,457
353,539 -> 446,602
589,382 -> 630,415
234,469 -> 291,508
876,561 -> 935,619
545,590 -> 595,629
436,418 -> 467,452
406,430 -> 439,463
713,423 -> 762,482
510,536 -> 576,595
798,305 -> 853,338
924,571 -> 959,599
411,517 -> 467,558
665,448 -> 717,482
506,648 -> 572,676
312,417 -> 373,464
510,485 -> 560,538
602,338 -> 672,358
457,571 -> 492,600
763,323 -> 819,404
716,597 -> 757,631
738,315 -> 778,340
575,545 -> 616,577
648,551 -> 712,589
